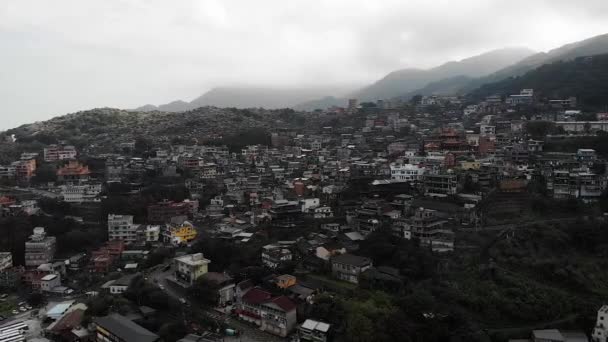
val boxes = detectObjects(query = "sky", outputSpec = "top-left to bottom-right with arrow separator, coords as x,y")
1,0 -> 608,130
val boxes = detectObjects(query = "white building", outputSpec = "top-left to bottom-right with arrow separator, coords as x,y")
313,206 -> 333,219
41,274 -> 61,292
59,184 -> 102,203
44,145 -> 77,162
0,252 -> 12,272
479,125 -> 496,136
593,305 -> 608,342
300,198 -> 320,213
107,214 -> 139,244
299,319 -> 331,342
174,253 -> 210,286
390,163 -> 425,182
25,227 -> 57,267
143,225 -> 160,242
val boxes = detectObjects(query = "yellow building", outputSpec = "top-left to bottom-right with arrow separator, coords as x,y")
275,274 -> 296,289
460,161 -> 481,170
164,221 -> 197,245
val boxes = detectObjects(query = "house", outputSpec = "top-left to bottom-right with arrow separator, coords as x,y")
56,160 -> 90,183
262,244 -> 293,269
274,274 -> 297,289
109,273 -> 139,295
108,214 -> 140,244
200,272 -> 235,306
163,219 -> 198,245
299,319 -> 331,342
174,253 -> 210,286
0,252 -> 12,272
40,274 -> 61,292
236,288 -> 297,337
331,253 -> 373,284
25,227 -> 57,267
148,199 -> 198,223
592,305 -> 608,342
94,314 -> 159,342
45,306 -> 89,341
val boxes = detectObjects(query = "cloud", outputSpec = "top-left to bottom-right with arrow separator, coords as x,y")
0,0 -> 608,128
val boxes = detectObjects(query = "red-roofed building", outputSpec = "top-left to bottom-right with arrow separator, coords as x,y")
236,288 -> 297,337
147,200 -> 198,223
90,241 -> 125,273
57,160 -> 90,183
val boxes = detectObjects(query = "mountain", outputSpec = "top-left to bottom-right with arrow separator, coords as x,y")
461,33 -> 608,92
351,47 -> 535,101
395,75 -> 475,100
293,96 -> 347,111
468,54 -> 608,108
135,86 -> 352,112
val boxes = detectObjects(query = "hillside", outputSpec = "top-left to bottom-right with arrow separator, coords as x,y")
468,54 -> 608,108
461,33 -> 608,93
390,33 -> 608,103
1,106 -> 311,157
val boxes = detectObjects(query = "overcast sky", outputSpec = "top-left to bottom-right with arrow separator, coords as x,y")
1,0 -> 608,130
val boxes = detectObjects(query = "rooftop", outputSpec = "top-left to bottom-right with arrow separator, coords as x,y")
94,314 -> 159,342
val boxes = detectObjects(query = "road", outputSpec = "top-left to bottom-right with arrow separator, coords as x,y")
459,217 -> 584,232
148,262 -> 287,342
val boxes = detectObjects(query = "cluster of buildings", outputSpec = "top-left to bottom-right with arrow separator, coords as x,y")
1,88 -> 608,341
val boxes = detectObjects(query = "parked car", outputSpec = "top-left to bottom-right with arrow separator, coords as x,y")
19,307 -> 27,312
11,310 -> 19,315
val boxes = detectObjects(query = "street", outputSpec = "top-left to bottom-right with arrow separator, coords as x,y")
148,262 -> 287,342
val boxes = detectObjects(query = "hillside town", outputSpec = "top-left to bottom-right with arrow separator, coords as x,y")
0,87 -> 608,342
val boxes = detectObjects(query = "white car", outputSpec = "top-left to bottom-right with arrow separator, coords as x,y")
159,284 -> 165,290
19,307 -> 27,312
11,310 -> 18,315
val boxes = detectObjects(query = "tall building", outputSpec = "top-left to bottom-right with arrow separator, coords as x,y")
107,214 -> 138,244
347,98 -> 358,113
25,227 -> 56,267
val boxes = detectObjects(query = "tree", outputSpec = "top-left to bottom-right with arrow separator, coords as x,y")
188,278 -> 220,307
346,312 -> 374,342
525,121 -> 555,138
32,163 -> 57,184
158,322 -> 187,342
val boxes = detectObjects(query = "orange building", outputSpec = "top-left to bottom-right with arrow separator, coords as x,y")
14,158 -> 36,181
57,160 -> 90,182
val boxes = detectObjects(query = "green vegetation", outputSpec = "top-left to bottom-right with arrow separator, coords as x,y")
470,54 -> 608,110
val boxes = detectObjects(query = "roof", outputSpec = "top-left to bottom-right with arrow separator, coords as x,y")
237,279 -> 254,291
94,314 -> 159,342
41,274 -> 58,281
112,273 -> 139,286
241,288 -> 272,305
264,296 -> 297,312
343,231 -> 364,241
47,301 -> 75,317
301,319 -> 331,333
201,272 -> 233,285
332,253 -> 372,267
49,308 -> 85,332
532,329 -> 563,341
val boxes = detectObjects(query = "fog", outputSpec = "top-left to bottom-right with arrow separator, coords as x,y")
1,0 -> 608,129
